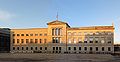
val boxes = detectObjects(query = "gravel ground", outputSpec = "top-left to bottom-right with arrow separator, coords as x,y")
0,53 -> 120,62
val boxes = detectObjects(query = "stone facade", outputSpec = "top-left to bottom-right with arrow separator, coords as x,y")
10,20 -> 114,54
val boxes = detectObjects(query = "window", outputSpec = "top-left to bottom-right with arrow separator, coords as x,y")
108,47 -> 111,51
74,47 -> 76,50
68,32 -> 71,35
22,47 -> 24,50
79,47 -> 81,50
59,47 -> 61,50
84,32 -> 87,35
102,47 -> 104,51
45,47 -> 47,50
73,32 -> 76,36
30,34 -> 33,36
44,39 -> 47,43
40,39 -> 42,43
35,34 -> 38,36
13,47 -> 15,50
40,34 -> 42,36
17,47 -> 19,50
35,39 -> 38,43
31,47 -> 33,50
44,34 -> 47,36
78,38 -> 82,43
52,29 -> 54,35
68,38 -> 71,43
17,39 -> 19,43
30,39 -> 33,43
84,41 -> 87,43
73,38 -> 76,43
17,34 -> 20,36
35,47 -> 37,50
89,32 -> 93,35
68,47 -> 71,50
56,47 -> 58,50
13,34 -> 15,36
90,47 -> 92,51
26,34 -> 29,36
95,41 -> 98,43
21,39 -> 24,43
96,47 -> 98,51
26,47 -> 28,50
26,39 -> 29,43
40,47 -> 42,50
53,47 -> 55,50
13,39 -> 15,43
21,34 -> 24,36
90,41 -> 93,43
84,47 -> 87,51
108,41 -> 111,43
78,32 -> 81,35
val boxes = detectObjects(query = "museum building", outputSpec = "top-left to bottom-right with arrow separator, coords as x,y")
10,20 -> 114,54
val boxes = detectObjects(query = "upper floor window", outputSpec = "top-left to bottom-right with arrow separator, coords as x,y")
44,39 -> 47,43
13,34 -> 15,36
68,38 -> 71,43
73,32 -> 76,36
17,34 -> 20,36
17,39 -> 19,43
73,38 -> 76,43
35,39 -> 38,43
40,39 -> 42,43
40,34 -> 42,36
68,32 -> 71,36
30,34 -> 33,36
44,34 -> 47,36
30,39 -> 33,43
78,32 -> 82,35
89,32 -> 93,35
26,39 -> 29,43
21,39 -> 24,43
21,34 -> 24,36
84,32 -> 88,35
35,34 -> 38,36
26,34 -> 29,36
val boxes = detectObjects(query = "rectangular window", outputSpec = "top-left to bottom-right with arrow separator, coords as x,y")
79,47 -> 81,50
17,34 -> 20,36
21,34 -> 24,36
84,41 -> 87,43
35,39 -> 38,43
108,47 -> 111,51
68,47 -> 71,50
35,47 -> 37,50
44,34 -> 47,36
45,47 -> 47,50
40,39 -> 42,43
96,47 -> 98,51
22,47 -> 24,50
26,34 -> 29,36
30,39 -> 33,43
21,39 -> 24,43
90,41 -> 93,43
40,34 -> 42,36
74,47 -> 76,50
17,39 -> 19,43
84,47 -> 87,51
52,29 -> 54,35
59,47 -> 61,50
40,47 -> 42,50
13,39 -> 15,43
102,47 -> 104,51
90,47 -> 92,51
17,47 -> 19,50
30,34 -> 33,36
13,34 -> 15,36
13,47 -> 15,50
44,39 -> 47,43
95,41 -> 98,43
31,47 -> 33,50
53,47 -> 55,50
26,47 -> 28,50
56,47 -> 58,50
35,34 -> 38,36
26,39 -> 29,43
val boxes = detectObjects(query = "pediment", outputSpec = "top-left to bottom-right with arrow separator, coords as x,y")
47,20 -> 67,25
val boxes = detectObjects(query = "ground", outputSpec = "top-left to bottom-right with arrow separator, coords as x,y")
0,53 -> 120,62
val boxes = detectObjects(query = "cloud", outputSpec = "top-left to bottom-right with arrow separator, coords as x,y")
0,10 -> 15,21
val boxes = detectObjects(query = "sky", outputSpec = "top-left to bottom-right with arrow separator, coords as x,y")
0,0 -> 120,43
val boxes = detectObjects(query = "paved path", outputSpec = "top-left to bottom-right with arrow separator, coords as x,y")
0,53 -> 120,62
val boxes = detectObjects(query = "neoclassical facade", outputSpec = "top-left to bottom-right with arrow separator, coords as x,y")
10,20 -> 114,54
